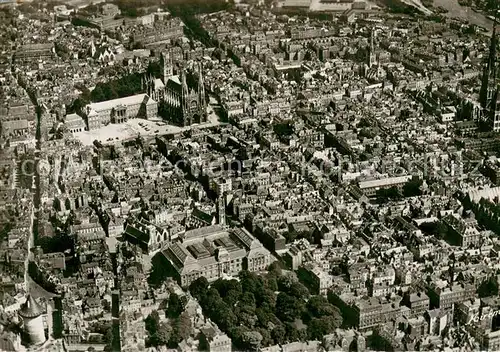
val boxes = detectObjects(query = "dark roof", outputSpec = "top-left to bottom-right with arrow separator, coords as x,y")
18,295 -> 43,318
192,208 -> 214,224
124,223 -> 150,244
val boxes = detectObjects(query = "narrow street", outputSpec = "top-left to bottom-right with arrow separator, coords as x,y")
111,253 -> 122,351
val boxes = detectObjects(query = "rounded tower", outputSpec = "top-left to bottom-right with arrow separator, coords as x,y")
18,295 -> 46,346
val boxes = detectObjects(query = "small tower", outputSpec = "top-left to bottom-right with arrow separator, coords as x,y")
160,51 -> 173,84
368,29 -> 377,68
90,39 -> 96,58
19,295 -> 46,346
217,195 -> 226,226
479,20 -> 499,131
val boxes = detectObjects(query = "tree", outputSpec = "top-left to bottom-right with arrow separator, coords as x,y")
477,276 -> 499,298
241,331 -> 263,351
271,324 -> 287,345
255,308 -> 273,327
403,178 -> 423,197
169,311 -> 192,346
90,85 -> 106,102
213,278 -> 242,301
277,275 -> 295,291
104,326 -> 113,346
306,296 -> 343,321
276,293 -> 304,322
145,311 -> 162,346
266,276 -> 279,292
256,288 -> 276,310
147,61 -> 162,78
145,311 -> 160,335
214,305 -> 238,331
239,270 -> 263,294
307,316 -> 342,340
267,261 -> 283,276
240,292 -> 256,309
376,186 -> 401,202
235,307 -> 258,328
156,323 -> 172,346
189,277 -> 209,299
285,323 -> 307,342
257,327 -> 273,347
166,292 -> 183,318
288,282 -> 310,299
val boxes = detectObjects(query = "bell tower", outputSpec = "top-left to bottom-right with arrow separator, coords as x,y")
160,51 -> 173,84
480,20 -> 500,131
368,29 -> 377,68
217,195 -> 226,226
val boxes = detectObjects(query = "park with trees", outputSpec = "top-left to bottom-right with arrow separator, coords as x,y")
185,263 -> 343,350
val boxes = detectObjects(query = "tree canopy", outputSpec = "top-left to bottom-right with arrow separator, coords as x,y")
477,276 -> 499,298
188,269 -> 343,348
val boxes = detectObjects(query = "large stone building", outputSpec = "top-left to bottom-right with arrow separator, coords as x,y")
131,18 -> 184,47
146,51 -> 207,127
14,43 -> 55,64
427,282 -> 476,310
84,93 -> 157,130
162,225 -> 272,287
442,213 -> 481,248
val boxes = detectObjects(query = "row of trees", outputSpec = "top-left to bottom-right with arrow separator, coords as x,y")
188,265 -> 343,350
471,198 -> 500,236
375,178 -> 424,203
144,308 -> 192,348
111,0 -> 165,17
90,73 -> 144,103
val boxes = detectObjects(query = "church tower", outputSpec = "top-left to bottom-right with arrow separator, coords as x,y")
197,62 -> 207,123
480,20 -> 500,131
217,195 -> 226,226
181,71 -> 192,127
160,51 -> 173,84
90,39 -> 96,59
368,29 -> 377,68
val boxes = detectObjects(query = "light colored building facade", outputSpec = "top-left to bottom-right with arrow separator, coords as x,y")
84,94 -> 157,131
162,225 -> 272,287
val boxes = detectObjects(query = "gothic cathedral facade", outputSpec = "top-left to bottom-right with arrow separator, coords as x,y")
146,51 -> 207,126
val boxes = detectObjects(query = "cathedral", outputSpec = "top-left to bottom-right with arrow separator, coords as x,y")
479,23 -> 500,132
146,51 -> 207,127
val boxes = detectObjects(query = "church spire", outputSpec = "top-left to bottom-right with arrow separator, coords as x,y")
368,28 -> 377,68
181,69 -> 190,126
198,62 -> 206,111
480,22 -> 498,109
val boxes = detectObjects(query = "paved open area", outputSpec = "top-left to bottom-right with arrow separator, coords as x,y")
74,105 -> 221,146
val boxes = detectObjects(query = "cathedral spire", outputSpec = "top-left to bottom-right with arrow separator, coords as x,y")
480,22 -> 498,109
198,62 -> 206,110
370,29 -> 375,53
367,28 -> 377,68
181,69 -> 190,126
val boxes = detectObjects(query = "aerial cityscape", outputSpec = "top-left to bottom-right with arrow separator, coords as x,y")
0,0 -> 499,351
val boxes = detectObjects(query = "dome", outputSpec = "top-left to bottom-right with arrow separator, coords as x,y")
18,295 -> 43,319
